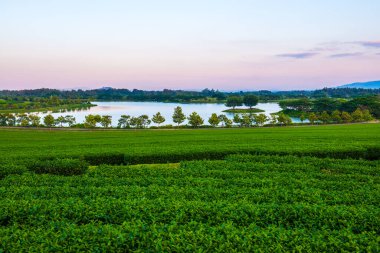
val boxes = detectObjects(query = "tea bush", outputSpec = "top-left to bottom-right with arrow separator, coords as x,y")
27,158 -> 88,176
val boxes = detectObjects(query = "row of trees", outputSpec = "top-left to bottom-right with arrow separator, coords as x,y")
301,108 -> 373,124
279,96 -> 380,117
0,107 -> 374,129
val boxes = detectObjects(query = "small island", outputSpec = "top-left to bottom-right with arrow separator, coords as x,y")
223,108 -> 264,113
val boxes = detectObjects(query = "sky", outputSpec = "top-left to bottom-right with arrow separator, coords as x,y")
1,0 -> 380,91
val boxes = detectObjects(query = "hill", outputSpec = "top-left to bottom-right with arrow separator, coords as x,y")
339,80 -> 380,89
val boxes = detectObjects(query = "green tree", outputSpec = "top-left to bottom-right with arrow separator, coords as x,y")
172,106 -> 186,126
331,110 -> 342,123
29,114 -> 41,127
308,113 -> 318,124
277,113 -> 292,126
16,113 -> 29,126
64,115 -> 76,127
6,114 -> 16,126
254,113 -> 268,126
152,112 -> 166,126
319,111 -> 330,124
187,112 -> 204,128
225,96 -> 243,110
138,115 -> 151,128
56,116 -> 66,127
129,117 -> 139,128
43,114 -> 55,127
118,115 -> 131,128
100,115 -> 112,128
269,114 -> 278,125
362,109 -> 373,121
351,108 -> 364,122
218,114 -> 232,128
341,111 -> 353,123
299,113 -> 306,123
233,114 -> 241,126
84,114 -> 99,128
243,95 -> 259,109
0,114 -> 7,126
208,113 -> 220,127
240,114 -> 252,127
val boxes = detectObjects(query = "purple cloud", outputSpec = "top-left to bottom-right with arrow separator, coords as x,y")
357,41 -> 380,48
277,52 -> 318,59
329,52 -> 363,58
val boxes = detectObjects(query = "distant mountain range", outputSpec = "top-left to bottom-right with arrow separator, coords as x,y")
338,81 -> 380,89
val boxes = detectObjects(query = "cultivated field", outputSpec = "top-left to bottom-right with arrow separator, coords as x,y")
0,124 -> 379,251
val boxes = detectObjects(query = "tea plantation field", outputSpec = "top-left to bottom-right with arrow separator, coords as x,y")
0,124 -> 379,251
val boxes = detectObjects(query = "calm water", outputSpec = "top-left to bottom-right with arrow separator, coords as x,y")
36,101 -> 302,126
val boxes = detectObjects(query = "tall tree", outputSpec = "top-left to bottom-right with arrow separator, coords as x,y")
118,115 -> 131,128
152,112 -> 165,126
243,95 -> 259,109
254,113 -> 268,126
172,106 -> 186,126
43,114 -> 55,127
29,114 -> 41,127
64,115 -> 76,127
187,112 -> 204,128
319,111 -> 330,124
208,113 -> 220,127
351,108 -> 364,122
308,113 -> 318,124
362,109 -> 373,121
225,96 -> 243,110
138,115 -> 151,128
331,110 -> 342,123
341,112 -> 353,123
100,115 -> 112,128
56,116 -> 66,127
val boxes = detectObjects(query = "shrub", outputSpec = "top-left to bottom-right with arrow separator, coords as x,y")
82,153 -> 125,165
28,158 -> 88,176
0,164 -> 27,179
366,146 -> 380,160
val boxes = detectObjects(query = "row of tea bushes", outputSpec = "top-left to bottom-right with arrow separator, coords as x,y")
0,155 -> 378,251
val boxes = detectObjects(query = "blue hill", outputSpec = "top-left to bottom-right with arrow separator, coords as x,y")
339,81 -> 380,89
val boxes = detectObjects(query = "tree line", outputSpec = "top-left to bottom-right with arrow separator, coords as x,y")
0,106 -> 374,129
1,87 -> 379,104
279,96 -> 380,118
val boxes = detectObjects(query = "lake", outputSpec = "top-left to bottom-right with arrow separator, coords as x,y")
36,101 -> 303,126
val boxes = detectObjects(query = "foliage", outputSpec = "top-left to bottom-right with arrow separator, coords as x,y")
243,94 -> 259,109
172,106 -> 186,126
43,114 -> 55,127
225,96 -> 243,109
208,113 -> 220,127
0,154 -> 378,251
27,158 -> 88,176
187,112 -> 204,128
152,112 -> 166,126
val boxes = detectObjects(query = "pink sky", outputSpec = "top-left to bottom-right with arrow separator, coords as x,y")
1,1 -> 379,91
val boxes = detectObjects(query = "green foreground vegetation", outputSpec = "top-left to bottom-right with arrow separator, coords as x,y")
0,124 -> 379,251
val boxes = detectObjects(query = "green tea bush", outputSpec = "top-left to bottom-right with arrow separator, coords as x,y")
366,146 -> 380,160
28,158 -> 88,176
0,164 -> 27,179
82,152 -> 125,165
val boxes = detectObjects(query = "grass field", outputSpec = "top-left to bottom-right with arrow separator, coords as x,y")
0,124 -> 379,251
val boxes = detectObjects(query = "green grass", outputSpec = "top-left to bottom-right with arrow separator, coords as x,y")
222,108 -> 265,113
0,124 -> 379,251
